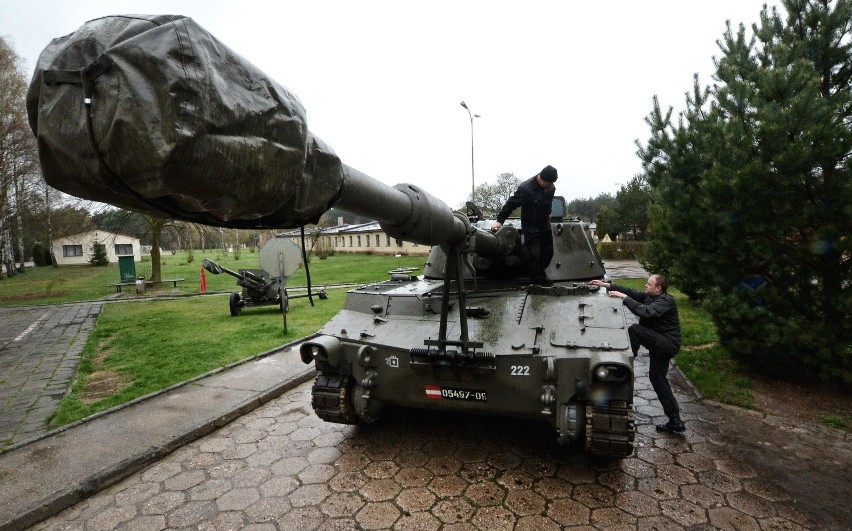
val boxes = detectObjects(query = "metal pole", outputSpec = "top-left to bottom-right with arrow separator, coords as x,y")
469,113 -> 475,200
460,101 -> 480,201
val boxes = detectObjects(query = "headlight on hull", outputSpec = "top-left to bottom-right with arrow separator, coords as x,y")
300,336 -> 342,366
592,363 -> 629,382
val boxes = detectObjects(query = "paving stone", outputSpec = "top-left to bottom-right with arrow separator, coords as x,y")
244,496 -> 292,523
591,506 -> 637,529
361,477 -> 402,501
471,505 -> 515,530
613,490 -> 661,517
393,511 -> 440,531
396,486 -> 437,513
546,497 -> 591,527
356,500 -> 401,528
140,491 -> 187,515
504,488 -> 546,516
708,506 -> 761,530
215,487 -> 260,511
432,497 -> 474,525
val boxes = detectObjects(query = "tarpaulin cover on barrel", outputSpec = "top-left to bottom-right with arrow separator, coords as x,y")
26,14 -> 344,228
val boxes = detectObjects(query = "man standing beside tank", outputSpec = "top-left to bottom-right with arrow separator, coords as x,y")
491,165 -> 558,285
589,274 -> 686,435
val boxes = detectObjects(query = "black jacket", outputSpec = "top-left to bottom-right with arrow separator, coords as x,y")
496,176 -> 555,235
610,283 -> 681,348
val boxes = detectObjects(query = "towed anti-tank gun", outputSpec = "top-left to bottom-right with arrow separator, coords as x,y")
27,15 -> 635,458
202,238 -> 327,316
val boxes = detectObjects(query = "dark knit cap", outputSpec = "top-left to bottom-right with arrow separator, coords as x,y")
540,165 -> 558,182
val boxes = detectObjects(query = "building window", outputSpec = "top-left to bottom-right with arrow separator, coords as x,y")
63,245 -> 83,257
375,235 -> 380,246
386,235 -> 391,246
357,235 -> 362,247
396,239 -> 403,247
366,235 -> 370,247
349,236 -> 353,247
115,244 -> 133,255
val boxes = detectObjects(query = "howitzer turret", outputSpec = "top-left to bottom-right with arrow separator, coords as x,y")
27,15 -> 634,458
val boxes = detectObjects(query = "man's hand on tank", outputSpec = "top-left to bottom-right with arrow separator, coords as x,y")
608,291 -> 627,300
589,280 -> 611,289
491,222 -> 502,233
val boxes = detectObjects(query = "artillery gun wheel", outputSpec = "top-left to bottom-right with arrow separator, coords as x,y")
229,292 -> 243,316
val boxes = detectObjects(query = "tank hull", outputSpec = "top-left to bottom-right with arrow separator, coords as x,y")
301,275 -> 636,459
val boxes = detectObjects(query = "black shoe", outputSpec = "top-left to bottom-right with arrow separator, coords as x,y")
656,419 -> 685,435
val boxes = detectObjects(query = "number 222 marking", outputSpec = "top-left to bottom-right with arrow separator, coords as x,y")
511,365 -> 530,376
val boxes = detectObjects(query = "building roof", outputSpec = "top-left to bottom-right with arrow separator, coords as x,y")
276,221 -> 381,237
53,229 -> 141,243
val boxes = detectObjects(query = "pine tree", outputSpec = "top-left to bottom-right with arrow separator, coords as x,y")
638,0 -> 851,382
89,242 -> 109,266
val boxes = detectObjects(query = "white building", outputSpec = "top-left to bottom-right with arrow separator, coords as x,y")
52,230 -> 142,265
279,222 -> 430,256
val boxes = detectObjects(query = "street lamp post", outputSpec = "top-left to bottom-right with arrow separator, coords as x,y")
460,101 -> 480,201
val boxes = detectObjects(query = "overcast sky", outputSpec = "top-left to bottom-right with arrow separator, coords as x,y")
2,0 -> 778,209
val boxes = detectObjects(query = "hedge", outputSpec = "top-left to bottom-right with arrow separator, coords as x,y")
596,241 -> 647,260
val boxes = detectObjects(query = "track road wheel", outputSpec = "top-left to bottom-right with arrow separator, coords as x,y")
229,292 -> 243,316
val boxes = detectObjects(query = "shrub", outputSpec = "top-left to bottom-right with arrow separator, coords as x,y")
88,243 -> 109,266
32,243 -> 52,266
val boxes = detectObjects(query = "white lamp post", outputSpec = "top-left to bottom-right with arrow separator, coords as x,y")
460,101 -> 481,201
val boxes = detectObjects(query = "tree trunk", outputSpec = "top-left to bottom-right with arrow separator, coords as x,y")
46,185 -> 57,266
149,218 -> 170,282
14,169 -> 25,273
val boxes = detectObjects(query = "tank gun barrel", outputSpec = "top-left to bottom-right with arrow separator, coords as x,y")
26,14 -> 498,252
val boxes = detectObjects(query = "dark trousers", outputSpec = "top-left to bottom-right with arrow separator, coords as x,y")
524,232 -> 553,282
628,323 -> 681,419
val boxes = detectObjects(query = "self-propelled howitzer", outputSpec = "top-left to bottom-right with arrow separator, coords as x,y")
27,14 -> 635,458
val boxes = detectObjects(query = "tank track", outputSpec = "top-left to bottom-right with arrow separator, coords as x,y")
311,373 -> 359,424
585,401 -> 635,458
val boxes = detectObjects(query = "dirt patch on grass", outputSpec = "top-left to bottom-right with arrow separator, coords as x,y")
0,291 -> 69,302
82,346 -> 131,403
749,375 -> 852,430
82,370 -> 132,403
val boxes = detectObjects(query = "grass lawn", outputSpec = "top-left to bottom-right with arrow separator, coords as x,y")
0,251 -> 428,306
50,290 -> 346,427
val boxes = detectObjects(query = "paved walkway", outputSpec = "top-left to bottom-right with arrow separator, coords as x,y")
0,303 -> 102,450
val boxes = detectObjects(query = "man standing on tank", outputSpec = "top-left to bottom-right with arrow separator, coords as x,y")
491,165 -> 558,285
590,274 -> 686,435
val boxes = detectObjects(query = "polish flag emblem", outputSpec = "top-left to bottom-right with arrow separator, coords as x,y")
425,385 -> 442,399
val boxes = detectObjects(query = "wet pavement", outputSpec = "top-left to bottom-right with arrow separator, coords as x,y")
28,351 -> 846,530
0,303 -> 102,450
